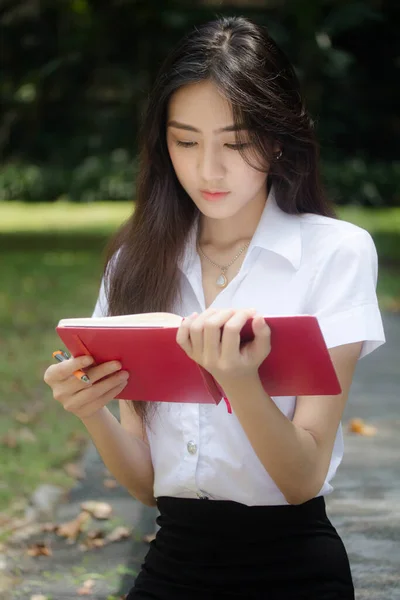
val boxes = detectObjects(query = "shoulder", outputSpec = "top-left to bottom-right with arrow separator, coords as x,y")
299,212 -> 376,267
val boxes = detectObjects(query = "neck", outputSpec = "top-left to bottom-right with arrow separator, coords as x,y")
197,190 -> 267,252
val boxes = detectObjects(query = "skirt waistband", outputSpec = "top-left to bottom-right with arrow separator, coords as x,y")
155,495 -> 327,532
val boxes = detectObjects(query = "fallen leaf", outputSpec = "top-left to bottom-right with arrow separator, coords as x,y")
1,431 -> 18,448
27,542 -> 52,557
105,526 -> 131,543
14,411 -> 32,424
348,418 -> 377,436
0,516 -> 35,537
359,424 -> 377,436
55,511 -> 91,542
64,462 -> 86,480
0,512 -> 12,527
77,578 -> 95,595
41,522 -> 57,533
143,532 -> 156,543
81,500 -> 112,519
30,595 -> 49,600
79,529 -> 106,551
17,427 -> 37,443
103,477 -> 118,489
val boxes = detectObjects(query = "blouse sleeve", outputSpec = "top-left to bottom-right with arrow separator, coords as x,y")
91,276 -> 108,318
307,229 -> 385,359
91,248 -> 122,318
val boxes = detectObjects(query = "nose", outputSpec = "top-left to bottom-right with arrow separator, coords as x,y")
198,144 -> 225,182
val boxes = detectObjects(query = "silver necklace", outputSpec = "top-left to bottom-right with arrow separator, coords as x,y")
197,240 -> 250,288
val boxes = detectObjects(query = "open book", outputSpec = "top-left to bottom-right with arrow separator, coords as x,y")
56,312 -> 341,407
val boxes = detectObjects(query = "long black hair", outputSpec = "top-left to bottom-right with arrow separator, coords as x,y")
101,15 -> 335,426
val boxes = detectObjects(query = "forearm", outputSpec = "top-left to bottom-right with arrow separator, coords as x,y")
221,375 -> 321,504
80,407 -> 156,507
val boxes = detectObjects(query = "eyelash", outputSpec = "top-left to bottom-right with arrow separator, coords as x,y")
175,141 -> 251,150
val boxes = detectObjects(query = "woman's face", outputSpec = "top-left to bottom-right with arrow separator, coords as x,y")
166,79 -> 270,220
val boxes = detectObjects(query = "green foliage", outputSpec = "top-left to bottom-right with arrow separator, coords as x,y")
0,1 -> 399,179
322,159 -> 400,207
0,157 -> 398,207
0,151 -> 138,203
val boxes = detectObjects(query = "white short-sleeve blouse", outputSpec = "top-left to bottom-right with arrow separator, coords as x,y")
92,187 -> 385,506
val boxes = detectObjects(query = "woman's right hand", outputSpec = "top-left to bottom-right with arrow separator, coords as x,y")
43,355 -> 130,420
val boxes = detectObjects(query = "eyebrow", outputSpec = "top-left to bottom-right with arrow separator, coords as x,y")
167,120 -> 248,134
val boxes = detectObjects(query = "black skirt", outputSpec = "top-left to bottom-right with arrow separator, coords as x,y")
126,496 -> 354,600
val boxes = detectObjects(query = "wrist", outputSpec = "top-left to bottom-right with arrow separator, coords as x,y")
79,406 -> 110,427
217,371 -> 261,394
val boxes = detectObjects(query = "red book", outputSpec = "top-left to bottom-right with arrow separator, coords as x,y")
55,312 -> 341,406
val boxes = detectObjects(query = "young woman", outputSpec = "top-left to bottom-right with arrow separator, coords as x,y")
44,15 -> 385,600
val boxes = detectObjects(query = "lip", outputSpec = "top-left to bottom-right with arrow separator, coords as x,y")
200,190 -> 230,201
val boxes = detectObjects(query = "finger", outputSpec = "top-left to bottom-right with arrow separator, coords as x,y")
63,379 -> 129,418
203,309 -> 236,366
220,309 -> 256,360
44,354 -> 94,385
55,360 -> 127,399
188,308 -> 218,357
75,379 -> 130,418
176,312 -> 198,354
246,315 -> 271,358
62,370 -> 130,413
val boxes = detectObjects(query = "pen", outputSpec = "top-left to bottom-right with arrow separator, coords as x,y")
52,350 -> 91,384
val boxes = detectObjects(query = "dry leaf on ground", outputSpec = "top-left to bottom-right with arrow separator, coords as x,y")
79,525 -> 131,551
103,477 -> 118,489
16,427 -> 37,443
30,595 -> 49,600
27,542 -> 52,557
105,525 -> 131,543
81,500 -> 113,519
1,431 -> 18,448
0,516 -> 36,537
348,418 -> 377,436
1,428 -> 37,446
64,462 -> 86,480
79,529 -> 106,551
77,578 -> 95,595
55,511 -> 91,542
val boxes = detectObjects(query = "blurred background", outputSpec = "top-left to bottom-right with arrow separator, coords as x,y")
0,0 -> 399,556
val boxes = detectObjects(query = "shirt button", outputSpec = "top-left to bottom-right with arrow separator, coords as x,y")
187,440 -> 198,455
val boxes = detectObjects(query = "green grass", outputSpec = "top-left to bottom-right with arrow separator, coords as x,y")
0,200 -> 399,524
0,251 -> 105,521
0,200 -> 131,233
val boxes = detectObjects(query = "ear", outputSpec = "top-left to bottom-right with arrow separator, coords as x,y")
272,141 -> 282,154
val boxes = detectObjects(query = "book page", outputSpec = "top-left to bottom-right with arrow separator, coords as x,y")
58,312 -> 183,328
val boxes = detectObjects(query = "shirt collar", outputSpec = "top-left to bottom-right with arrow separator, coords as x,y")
178,184 -> 302,274
249,185 -> 302,270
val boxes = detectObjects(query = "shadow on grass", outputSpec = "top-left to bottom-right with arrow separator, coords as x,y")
0,231 -> 110,252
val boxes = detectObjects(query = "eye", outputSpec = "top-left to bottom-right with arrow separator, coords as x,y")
176,141 -> 196,148
225,143 -> 252,150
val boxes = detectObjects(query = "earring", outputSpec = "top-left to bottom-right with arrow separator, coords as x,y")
273,149 -> 283,160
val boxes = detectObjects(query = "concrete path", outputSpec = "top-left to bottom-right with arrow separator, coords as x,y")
326,311 -> 400,600
4,312 -> 399,599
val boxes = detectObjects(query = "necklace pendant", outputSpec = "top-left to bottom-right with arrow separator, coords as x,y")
216,273 -> 228,288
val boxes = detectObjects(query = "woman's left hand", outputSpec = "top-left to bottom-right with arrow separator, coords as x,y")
176,307 -> 271,385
